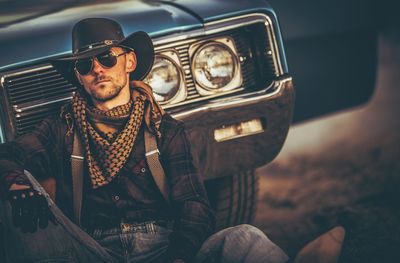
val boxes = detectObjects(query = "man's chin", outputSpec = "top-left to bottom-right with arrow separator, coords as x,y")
90,89 -> 121,102
92,92 -> 119,102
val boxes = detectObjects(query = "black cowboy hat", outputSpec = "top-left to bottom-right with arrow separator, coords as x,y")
58,17 -> 154,81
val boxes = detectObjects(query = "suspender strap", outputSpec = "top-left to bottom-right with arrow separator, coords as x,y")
71,130 -> 84,225
70,128 -> 170,224
144,130 -> 170,204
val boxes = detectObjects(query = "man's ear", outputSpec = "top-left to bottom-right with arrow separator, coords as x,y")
126,51 -> 137,73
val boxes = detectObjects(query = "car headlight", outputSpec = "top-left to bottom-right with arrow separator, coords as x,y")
144,55 -> 181,103
192,41 -> 239,92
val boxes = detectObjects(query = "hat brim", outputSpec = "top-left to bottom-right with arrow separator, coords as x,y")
56,31 -> 154,81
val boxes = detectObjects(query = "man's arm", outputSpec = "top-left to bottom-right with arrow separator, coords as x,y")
0,117 -> 63,232
0,117 -> 61,192
161,117 -> 216,262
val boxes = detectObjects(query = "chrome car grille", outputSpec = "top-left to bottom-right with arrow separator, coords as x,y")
5,66 -> 75,105
0,21 -> 278,140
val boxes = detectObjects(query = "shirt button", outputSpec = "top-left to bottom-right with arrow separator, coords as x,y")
141,167 -> 146,173
114,195 -> 120,201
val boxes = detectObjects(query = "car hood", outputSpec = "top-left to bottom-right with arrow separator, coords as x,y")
157,0 -> 274,23
0,0 -> 274,71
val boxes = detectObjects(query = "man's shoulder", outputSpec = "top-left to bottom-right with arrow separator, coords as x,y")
159,113 -> 186,148
160,113 -> 184,131
33,102 -> 71,134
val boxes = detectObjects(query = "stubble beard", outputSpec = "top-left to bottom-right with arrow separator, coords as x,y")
89,76 -> 127,102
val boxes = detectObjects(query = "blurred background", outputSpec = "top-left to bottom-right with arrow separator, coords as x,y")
255,1 -> 400,262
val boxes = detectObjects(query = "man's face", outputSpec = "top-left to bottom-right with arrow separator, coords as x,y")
75,47 -> 136,102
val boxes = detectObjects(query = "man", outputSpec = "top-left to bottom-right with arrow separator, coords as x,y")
0,18 -> 289,263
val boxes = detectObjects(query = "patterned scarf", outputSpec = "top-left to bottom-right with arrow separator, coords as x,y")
72,80 -> 165,188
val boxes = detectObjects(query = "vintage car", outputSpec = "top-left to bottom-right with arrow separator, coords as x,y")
0,0 -> 376,232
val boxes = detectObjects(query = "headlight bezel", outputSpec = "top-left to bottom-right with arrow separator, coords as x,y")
144,49 -> 186,105
189,36 -> 243,96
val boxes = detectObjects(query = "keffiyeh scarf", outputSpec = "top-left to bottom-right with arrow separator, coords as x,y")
71,80 -> 164,188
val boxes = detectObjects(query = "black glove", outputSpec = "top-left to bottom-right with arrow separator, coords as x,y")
8,188 -> 57,233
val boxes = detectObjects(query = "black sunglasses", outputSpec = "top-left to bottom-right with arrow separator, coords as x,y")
74,50 -> 128,75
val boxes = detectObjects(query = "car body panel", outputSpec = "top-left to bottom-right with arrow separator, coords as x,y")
268,0 -> 377,122
0,0 -> 202,71
175,78 -> 294,179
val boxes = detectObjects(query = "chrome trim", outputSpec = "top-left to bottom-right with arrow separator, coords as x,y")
204,17 -> 268,35
1,64 -> 74,114
71,155 -> 84,160
0,75 -> 5,89
1,64 -> 53,79
263,17 -> 281,77
171,77 -> 291,120
0,73 -> 16,140
146,149 -> 160,156
204,14 -> 282,75
162,86 -> 244,110
153,29 -> 205,46
13,96 -> 73,113
0,128 -> 4,143
189,37 -> 242,95
145,50 -> 187,105
153,13 -> 283,76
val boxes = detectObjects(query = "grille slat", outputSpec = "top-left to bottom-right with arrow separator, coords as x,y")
12,88 -> 75,105
176,41 -> 201,101
10,80 -> 72,98
4,64 -> 78,108
8,74 -> 64,91
6,69 -> 59,84
10,81 -> 73,96
1,21 -> 277,138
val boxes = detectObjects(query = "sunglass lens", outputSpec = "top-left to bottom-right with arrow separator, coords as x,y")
97,51 -> 117,68
75,59 -> 92,75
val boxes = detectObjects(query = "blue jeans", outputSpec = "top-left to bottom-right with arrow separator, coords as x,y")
0,171 -> 289,263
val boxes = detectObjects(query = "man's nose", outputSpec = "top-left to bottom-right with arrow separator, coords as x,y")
91,58 -> 105,74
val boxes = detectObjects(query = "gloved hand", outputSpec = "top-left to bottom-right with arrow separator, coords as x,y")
8,187 -> 56,233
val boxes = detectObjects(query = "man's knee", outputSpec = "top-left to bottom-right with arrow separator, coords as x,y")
225,224 -> 268,242
198,224 -> 289,263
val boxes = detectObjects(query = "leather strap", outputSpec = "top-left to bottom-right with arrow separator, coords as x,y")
71,130 -> 84,225
144,130 -> 170,204
70,128 -> 170,225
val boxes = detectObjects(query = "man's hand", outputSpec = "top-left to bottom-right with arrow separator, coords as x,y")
8,185 -> 56,233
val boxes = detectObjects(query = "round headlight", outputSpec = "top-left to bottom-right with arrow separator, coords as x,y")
144,55 -> 180,103
192,42 -> 237,90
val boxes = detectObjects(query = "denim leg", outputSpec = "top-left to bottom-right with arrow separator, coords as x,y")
90,222 -> 171,263
194,224 -> 289,263
128,223 -> 171,263
0,171 -> 116,263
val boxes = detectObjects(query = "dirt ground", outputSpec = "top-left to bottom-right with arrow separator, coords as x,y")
254,28 -> 400,263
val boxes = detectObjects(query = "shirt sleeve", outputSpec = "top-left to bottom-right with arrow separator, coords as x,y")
0,116 -> 62,194
160,117 -> 216,262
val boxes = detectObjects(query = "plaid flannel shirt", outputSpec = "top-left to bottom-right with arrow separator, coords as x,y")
0,105 -> 216,262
